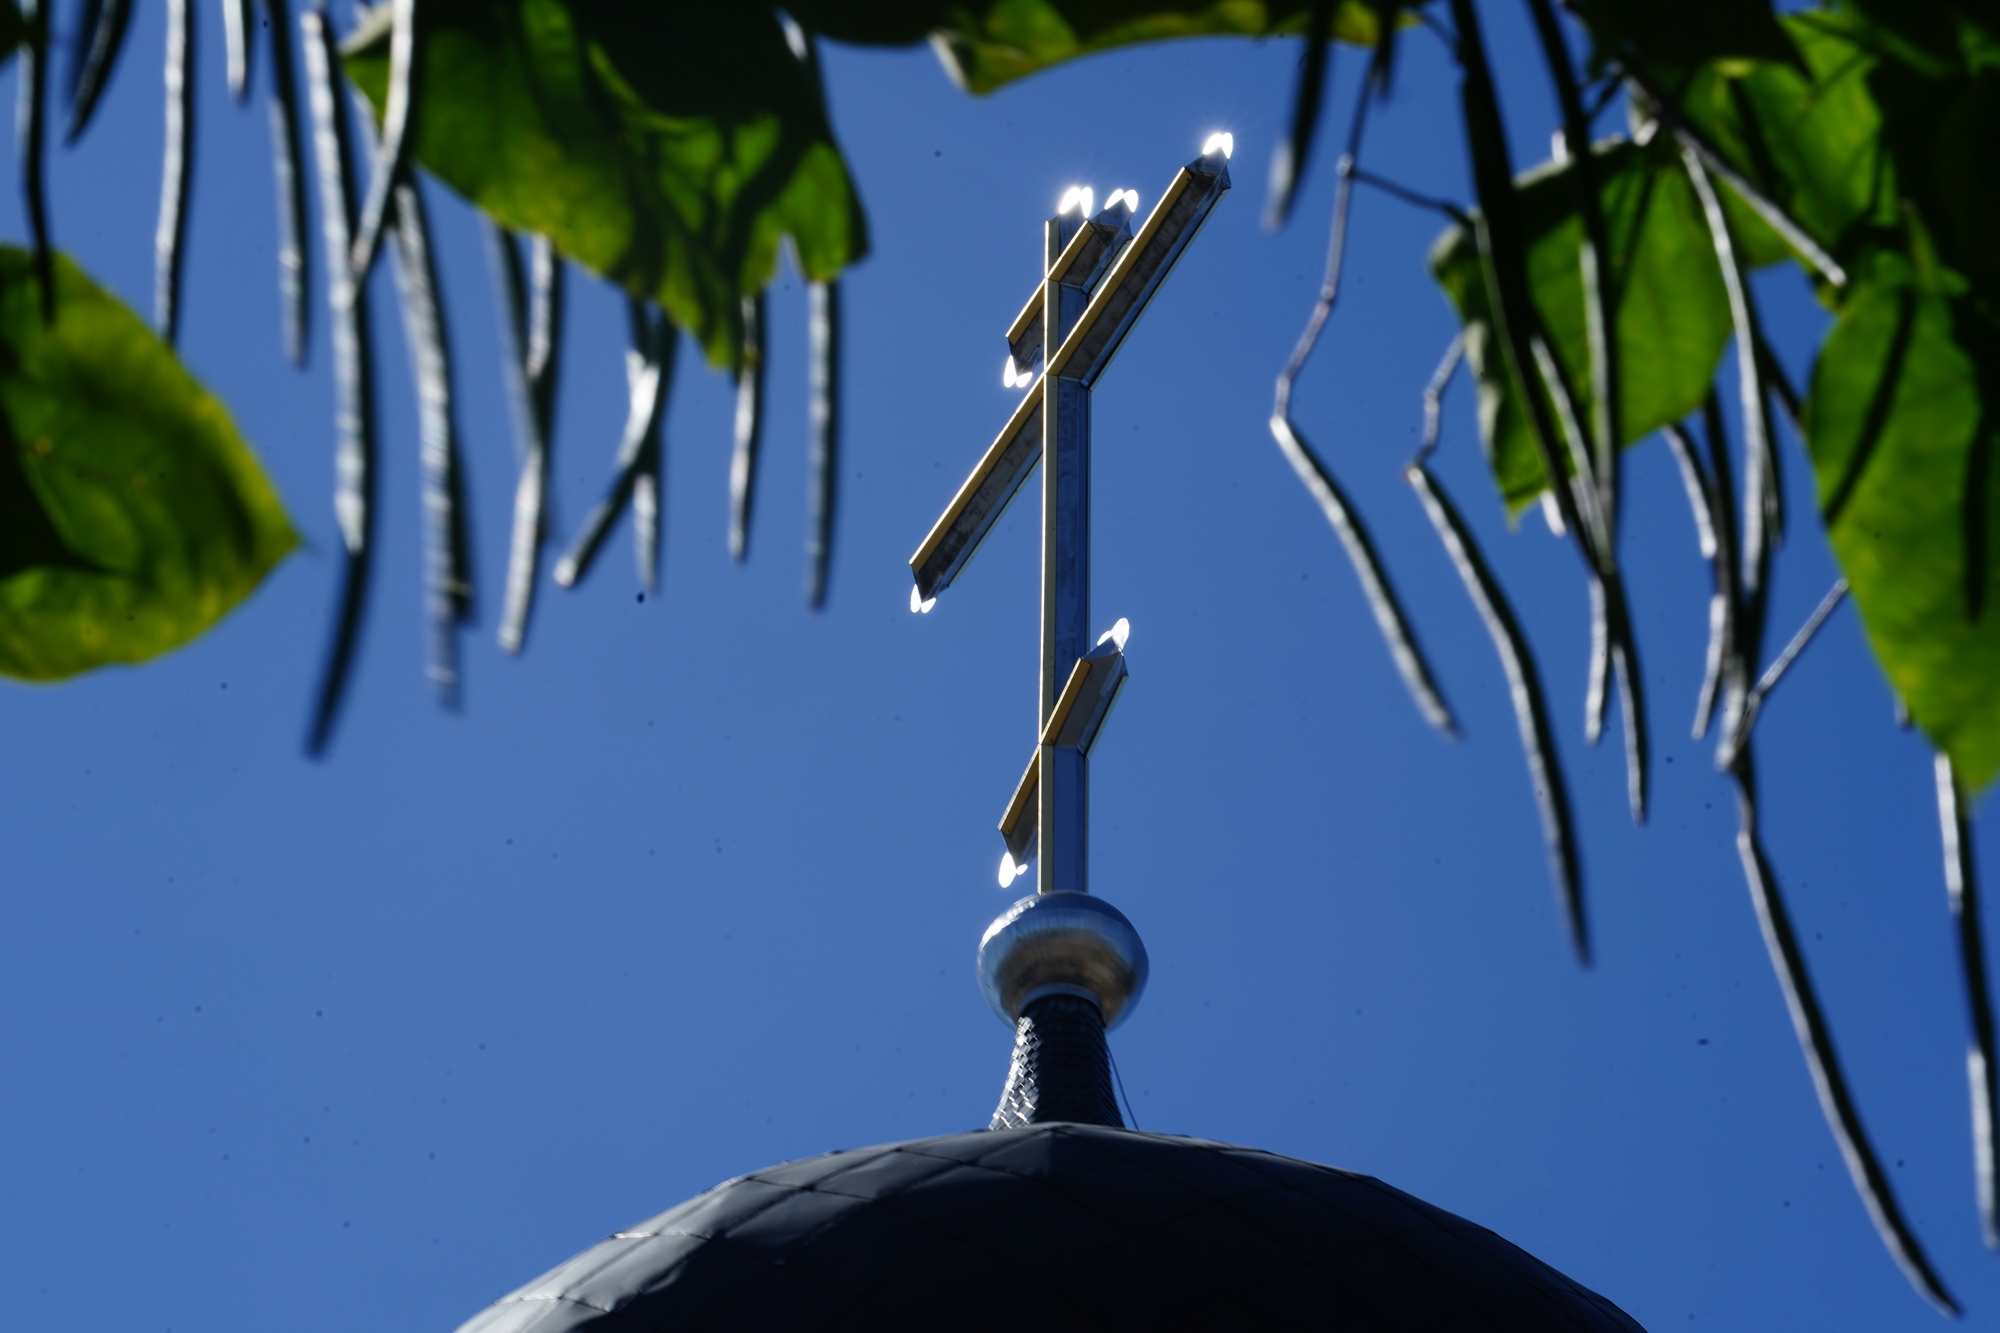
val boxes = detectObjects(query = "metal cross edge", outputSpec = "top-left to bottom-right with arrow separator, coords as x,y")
908,141 -> 1233,889
908,146 -> 1233,604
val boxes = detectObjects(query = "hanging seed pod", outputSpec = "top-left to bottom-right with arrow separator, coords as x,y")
729,292 -> 766,563
804,279 -> 841,610
261,0 -> 310,364
155,0 -> 194,344
65,0 -> 130,143
301,4 -> 378,757
18,0 -> 53,323
388,175 -> 471,704
492,227 -> 564,654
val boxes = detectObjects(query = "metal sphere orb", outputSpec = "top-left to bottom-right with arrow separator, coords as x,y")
977,892 -> 1148,1029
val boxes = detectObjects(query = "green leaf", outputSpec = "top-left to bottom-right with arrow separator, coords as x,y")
341,0 -> 868,368
1663,6 -> 2000,790
1830,0 -> 2000,78
0,0 -> 23,63
1865,58 -> 2000,293
0,247 -> 296,680
1429,139 -> 1735,512
783,0 -> 956,45
921,0 -> 1393,95
1572,0 -> 1799,71
1804,245 -> 2000,791
1667,13 -> 1894,273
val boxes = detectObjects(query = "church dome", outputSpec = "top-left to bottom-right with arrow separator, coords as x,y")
456,1121 -> 1643,1332
447,897 -> 1647,1332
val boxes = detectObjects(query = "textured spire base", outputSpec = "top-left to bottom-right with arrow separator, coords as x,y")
990,993 -> 1122,1128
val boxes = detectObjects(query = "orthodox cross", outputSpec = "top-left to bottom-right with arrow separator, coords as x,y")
911,136 -> 1233,897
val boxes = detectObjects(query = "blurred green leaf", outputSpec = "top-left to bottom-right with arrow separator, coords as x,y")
1656,4 -> 2000,790
1572,0 -> 1799,71
1866,58 -> 2000,290
784,0 -> 955,45
342,0 -> 868,368
1830,0 -> 1999,78
1429,139 -> 1735,512
1804,245 -> 2000,791
922,0 -> 1390,95
0,0 -> 23,63
0,247 -> 296,680
1667,13 -> 1894,274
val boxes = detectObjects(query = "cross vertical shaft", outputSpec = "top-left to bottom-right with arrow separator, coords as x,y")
1041,216 -> 1093,895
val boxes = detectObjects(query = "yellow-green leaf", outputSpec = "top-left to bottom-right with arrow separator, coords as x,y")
0,248 -> 296,680
1429,139 -> 1735,512
1669,13 -> 1894,274
925,0 -> 1391,95
1805,246 -> 2000,791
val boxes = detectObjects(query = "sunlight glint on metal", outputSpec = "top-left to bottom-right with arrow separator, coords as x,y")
910,140 -> 1232,895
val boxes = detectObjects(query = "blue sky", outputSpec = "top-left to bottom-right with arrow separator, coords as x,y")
0,5 -> 1992,1331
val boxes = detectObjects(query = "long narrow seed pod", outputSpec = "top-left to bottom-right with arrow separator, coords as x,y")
1352,166 -> 1469,224
729,292 -> 766,563
223,0 -> 252,100
1264,0 -> 1335,230
1664,423 -> 1732,738
554,303 -> 667,590
526,237 -> 562,418
1720,579 -> 1846,768
1273,414 -> 1457,736
1271,65 -> 1457,737
1705,360 -> 1950,1303
804,278 -> 840,610
1610,613 -> 1647,823
1529,334 -> 1605,545
65,0 -> 130,142
1679,136 -> 1845,289
1731,760 -> 1958,1314
1621,68 -> 1849,290
66,0 -> 105,106
1409,462 -> 1585,962
1417,335 -> 1465,462
492,227 -> 564,653
17,0 -> 52,323
1663,425 -> 1718,562
1746,581 -> 1845,706
261,0 -> 309,364
155,0 -> 194,344
489,226 -> 532,627
1684,148 -> 1783,558
1938,752 -> 2000,1249
1704,393 -> 1768,754
389,175 -> 470,704
302,4 -> 376,757
1531,330 -> 1612,751
632,302 -> 673,593
1449,0 -> 1646,824
1524,0 -> 1621,537
348,0 -> 416,281
1448,0 -> 1587,567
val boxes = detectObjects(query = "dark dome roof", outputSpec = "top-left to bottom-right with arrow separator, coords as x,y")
456,1122 -> 1645,1332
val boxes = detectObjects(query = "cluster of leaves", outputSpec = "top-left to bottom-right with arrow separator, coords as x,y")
339,0 -> 1395,372
1438,0 -> 2000,795
1273,0 -> 1999,1310
0,0 -> 1397,715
